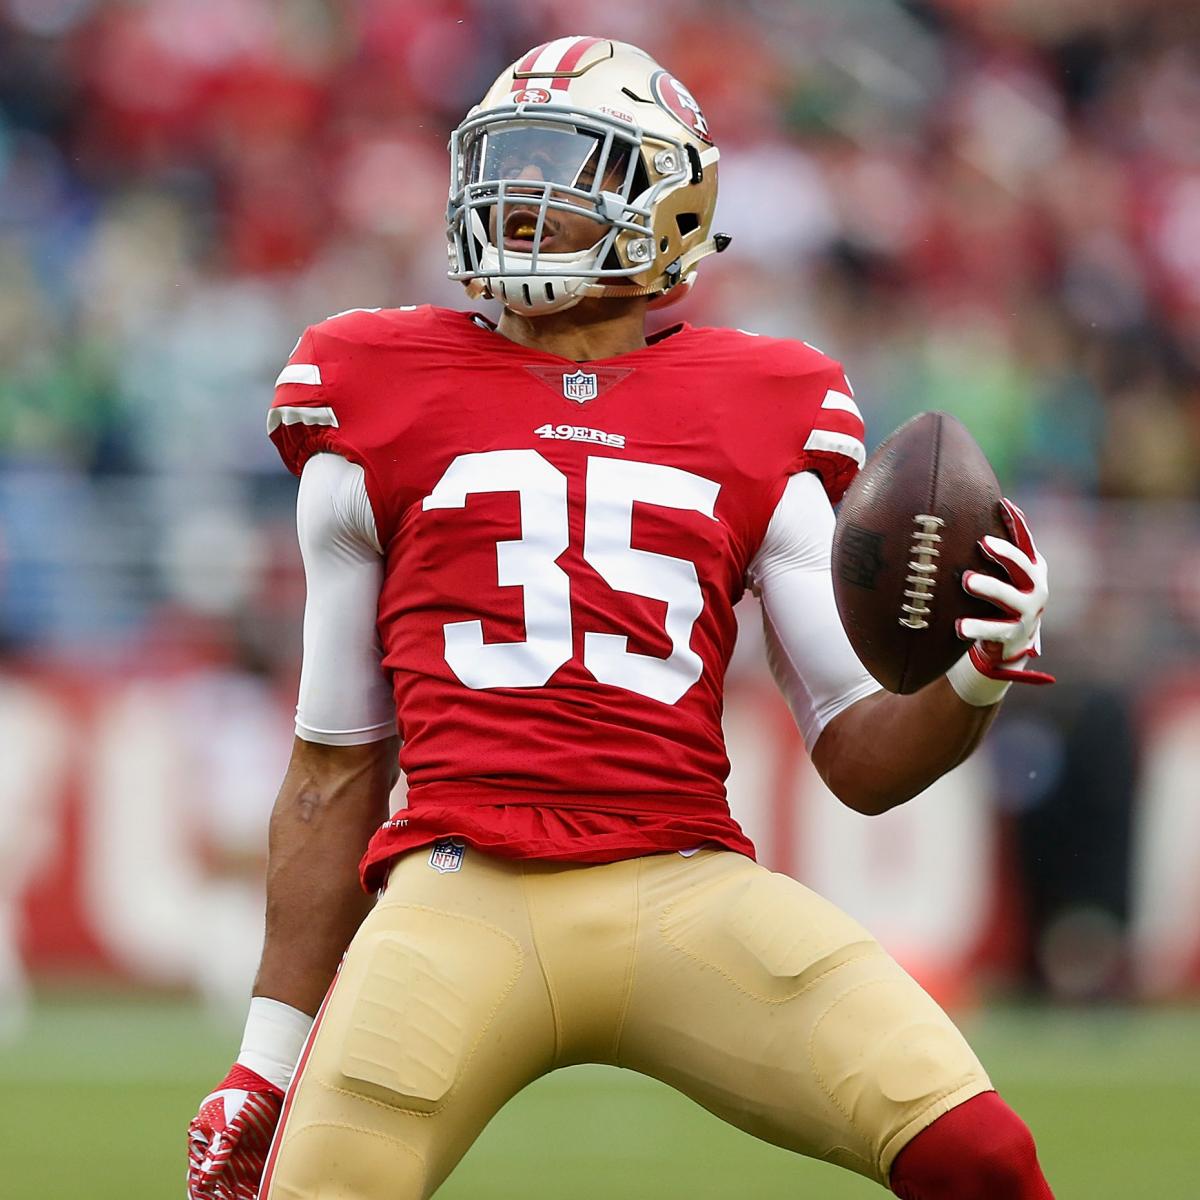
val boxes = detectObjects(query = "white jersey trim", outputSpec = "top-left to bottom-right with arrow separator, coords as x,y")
268,405 -> 339,435
819,388 -> 862,421
275,363 -> 322,387
802,427 -> 866,468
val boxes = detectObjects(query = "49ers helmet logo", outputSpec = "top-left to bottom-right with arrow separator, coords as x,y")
650,70 -> 712,144
514,87 -> 552,104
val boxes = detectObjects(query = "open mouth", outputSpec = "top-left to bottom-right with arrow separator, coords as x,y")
502,207 -> 556,251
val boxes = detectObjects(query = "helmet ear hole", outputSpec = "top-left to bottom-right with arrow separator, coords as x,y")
676,212 -> 699,237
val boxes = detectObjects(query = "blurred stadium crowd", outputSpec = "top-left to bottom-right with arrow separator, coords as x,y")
1,0 -> 1200,1012
2,0 -> 1199,647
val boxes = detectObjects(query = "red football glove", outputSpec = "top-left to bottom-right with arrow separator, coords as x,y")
953,498 -> 1055,691
187,1064 -> 283,1200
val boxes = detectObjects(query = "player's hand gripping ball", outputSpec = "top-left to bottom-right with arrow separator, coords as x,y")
957,497 -> 1053,685
831,411 -> 1052,692
186,1064 -> 283,1200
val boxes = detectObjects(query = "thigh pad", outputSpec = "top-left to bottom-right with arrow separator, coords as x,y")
660,866 -> 878,1002
336,906 -> 523,1113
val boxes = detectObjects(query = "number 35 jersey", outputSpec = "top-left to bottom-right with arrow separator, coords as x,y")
269,306 -> 865,882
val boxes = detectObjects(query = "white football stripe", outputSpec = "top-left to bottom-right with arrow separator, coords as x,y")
819,389 -> 862,422
267,406 -> 339,434
804,428 -> 866,467
275,364 -> 321,387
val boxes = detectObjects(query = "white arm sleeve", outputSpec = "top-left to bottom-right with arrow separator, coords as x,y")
294,453 -> 396,745
747,471 -> 882,749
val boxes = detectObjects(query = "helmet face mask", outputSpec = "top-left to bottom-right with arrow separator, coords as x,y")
446,38 -> 726,316
449,105 -> 669,294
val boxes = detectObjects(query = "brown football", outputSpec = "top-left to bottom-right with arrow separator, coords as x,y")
831,411 -> 1007,694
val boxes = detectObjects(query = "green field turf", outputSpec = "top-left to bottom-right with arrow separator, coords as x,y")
1,994 -> 1196,1198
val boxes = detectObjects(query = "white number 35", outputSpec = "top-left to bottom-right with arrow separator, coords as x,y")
422,449 -> 720,705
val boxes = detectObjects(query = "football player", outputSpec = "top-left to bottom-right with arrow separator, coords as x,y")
187,38 -> 1055,1199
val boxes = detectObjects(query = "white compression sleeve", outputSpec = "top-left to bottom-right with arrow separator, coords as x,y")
295,453 -> 396,745
748,471 -> 881,749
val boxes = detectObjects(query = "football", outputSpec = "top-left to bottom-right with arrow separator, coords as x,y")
831,411 -> 1007,694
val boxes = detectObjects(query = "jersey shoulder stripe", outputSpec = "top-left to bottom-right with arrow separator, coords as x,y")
803,427 -> 866,468
806,387 -> 867,468
267,405 -> 339,435
268,304 -> 439,422
689,326 -> 867,504
275,363 -> 322,387
268,324 -> 343,475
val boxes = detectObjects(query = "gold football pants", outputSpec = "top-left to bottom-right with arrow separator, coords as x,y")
261,847 -> 991,1197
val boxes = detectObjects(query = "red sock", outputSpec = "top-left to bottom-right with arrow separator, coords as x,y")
889,1091 -> 1054,1200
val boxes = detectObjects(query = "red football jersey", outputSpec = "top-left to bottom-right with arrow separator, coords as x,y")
269,306 -> 864,886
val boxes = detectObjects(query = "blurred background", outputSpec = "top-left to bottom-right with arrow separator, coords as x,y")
1,0 -> 1199,1196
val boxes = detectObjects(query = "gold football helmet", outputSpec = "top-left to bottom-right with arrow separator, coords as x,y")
447,37 -> 729,315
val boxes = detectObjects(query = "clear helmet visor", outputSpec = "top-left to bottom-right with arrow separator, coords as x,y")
463,123 -> 633,195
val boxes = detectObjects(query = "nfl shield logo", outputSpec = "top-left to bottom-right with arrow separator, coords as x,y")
562,370 -> 598,403
428,839 -> 466,874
